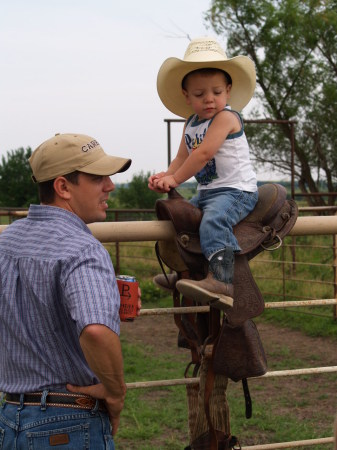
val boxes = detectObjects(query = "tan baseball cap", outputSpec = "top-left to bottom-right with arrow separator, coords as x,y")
29,133 -> 132,183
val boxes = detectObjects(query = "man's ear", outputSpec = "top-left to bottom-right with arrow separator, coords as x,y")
53,177 -> 71,200
182,89 -> 191,105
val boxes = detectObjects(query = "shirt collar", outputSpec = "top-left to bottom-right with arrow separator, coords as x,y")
27,204 -> 92,234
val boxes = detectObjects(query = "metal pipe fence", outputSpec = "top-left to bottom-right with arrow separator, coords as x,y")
0,211 -> 336,447
92,217 -> 337,448
1,207 -> 337,319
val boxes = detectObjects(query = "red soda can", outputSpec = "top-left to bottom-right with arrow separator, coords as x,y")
117,275 -> 139,322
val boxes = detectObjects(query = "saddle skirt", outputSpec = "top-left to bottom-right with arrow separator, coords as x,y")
235,183 -> 298,259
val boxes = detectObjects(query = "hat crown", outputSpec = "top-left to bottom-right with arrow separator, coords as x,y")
157,36 -> 256,118
29,134 -> 103,181
184,37 -> 228,62
29,133 -> 131,182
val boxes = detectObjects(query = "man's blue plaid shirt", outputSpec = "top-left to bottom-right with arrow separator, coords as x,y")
0,205 -> 120,392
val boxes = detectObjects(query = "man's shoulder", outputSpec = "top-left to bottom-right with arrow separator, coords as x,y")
0,207 -> 104,260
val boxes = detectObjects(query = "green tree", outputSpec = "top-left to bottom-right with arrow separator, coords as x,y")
0,147 -> 39,207
116,171 -> 163,208
205,0 -> 337,205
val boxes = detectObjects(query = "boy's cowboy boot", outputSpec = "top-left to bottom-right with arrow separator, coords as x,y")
175,248 -> 234,310
153,273 -> 178,293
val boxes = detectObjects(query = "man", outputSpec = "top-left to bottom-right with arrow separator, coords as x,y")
0,133 -> 140,449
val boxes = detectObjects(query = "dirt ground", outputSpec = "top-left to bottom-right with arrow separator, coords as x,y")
121,314 -> 337,445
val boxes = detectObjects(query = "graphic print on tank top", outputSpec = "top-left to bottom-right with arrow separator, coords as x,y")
185,126 -> 218,186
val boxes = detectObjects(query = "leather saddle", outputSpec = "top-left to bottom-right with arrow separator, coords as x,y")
155,183 -> 298,327
154,184 -> 298,446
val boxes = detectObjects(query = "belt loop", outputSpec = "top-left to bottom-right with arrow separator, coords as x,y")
19,394 -> 25,411
41,389 -> 49,411
91,399 -> 100,415
0,392 -> 5,409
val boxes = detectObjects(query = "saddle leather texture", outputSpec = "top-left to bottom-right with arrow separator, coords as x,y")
154,183 -> 298,429
213,319 -> 268,382
234,183 -> 298,259
156,183 -> 298,263
155,184 -> 298,328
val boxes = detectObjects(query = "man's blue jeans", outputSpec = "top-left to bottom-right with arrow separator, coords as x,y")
0,392 -> 114,449
190,188 -> 258,259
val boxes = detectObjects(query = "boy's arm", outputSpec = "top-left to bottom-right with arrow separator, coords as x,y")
165,133 -> 190,174
154,111 -> 239,191
148,124 -> 189,192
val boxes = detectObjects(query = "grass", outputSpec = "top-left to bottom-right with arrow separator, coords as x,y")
2,210 -> 336,447
115,339 -> 189,449
250,234 -> 337,340
226,383 -> 332,448
115,321 -> 336,449
109,233 -> 336,448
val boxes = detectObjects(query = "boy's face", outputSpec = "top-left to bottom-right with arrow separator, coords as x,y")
182,71 -> 231,120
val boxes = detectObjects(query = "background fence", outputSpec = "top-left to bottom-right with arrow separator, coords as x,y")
1,207 -> 336,322
88,216 -> 337,448
107,208 -> 337,323
0,208 -> 336,447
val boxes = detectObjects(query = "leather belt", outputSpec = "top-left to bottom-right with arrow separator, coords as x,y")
5,392 -> 107,412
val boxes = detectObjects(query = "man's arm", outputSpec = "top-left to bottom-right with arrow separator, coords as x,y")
67,324 -> 126,435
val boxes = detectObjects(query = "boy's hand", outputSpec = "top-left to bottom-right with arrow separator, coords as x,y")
148,172 -> 168,193
153,175 -> 179,192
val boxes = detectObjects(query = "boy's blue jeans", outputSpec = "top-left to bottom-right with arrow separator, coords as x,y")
190,187 -> 258,259
0,391 -> 114,449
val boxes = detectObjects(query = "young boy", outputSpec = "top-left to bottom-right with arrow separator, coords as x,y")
149,36 -> 258,307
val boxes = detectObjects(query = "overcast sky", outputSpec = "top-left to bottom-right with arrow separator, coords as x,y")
1,0 -> 277,184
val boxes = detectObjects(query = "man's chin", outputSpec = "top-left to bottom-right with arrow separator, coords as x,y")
96,213 -> 107,222
85,213 -> 107,224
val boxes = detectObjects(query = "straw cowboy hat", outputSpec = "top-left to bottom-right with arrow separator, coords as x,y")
157,36 -> 256,118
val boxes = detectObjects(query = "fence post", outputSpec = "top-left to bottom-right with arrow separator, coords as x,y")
282,243 -> 286,302
115,211 -> 120,275
333,212 -> 337,321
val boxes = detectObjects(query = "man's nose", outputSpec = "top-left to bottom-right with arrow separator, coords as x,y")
104,177 -> 115,192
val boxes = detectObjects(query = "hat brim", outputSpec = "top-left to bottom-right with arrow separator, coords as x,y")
79,155 -> 132,176
157,56 -> 256,118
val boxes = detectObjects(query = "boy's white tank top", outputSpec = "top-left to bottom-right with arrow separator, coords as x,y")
184,107 -> 257,192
